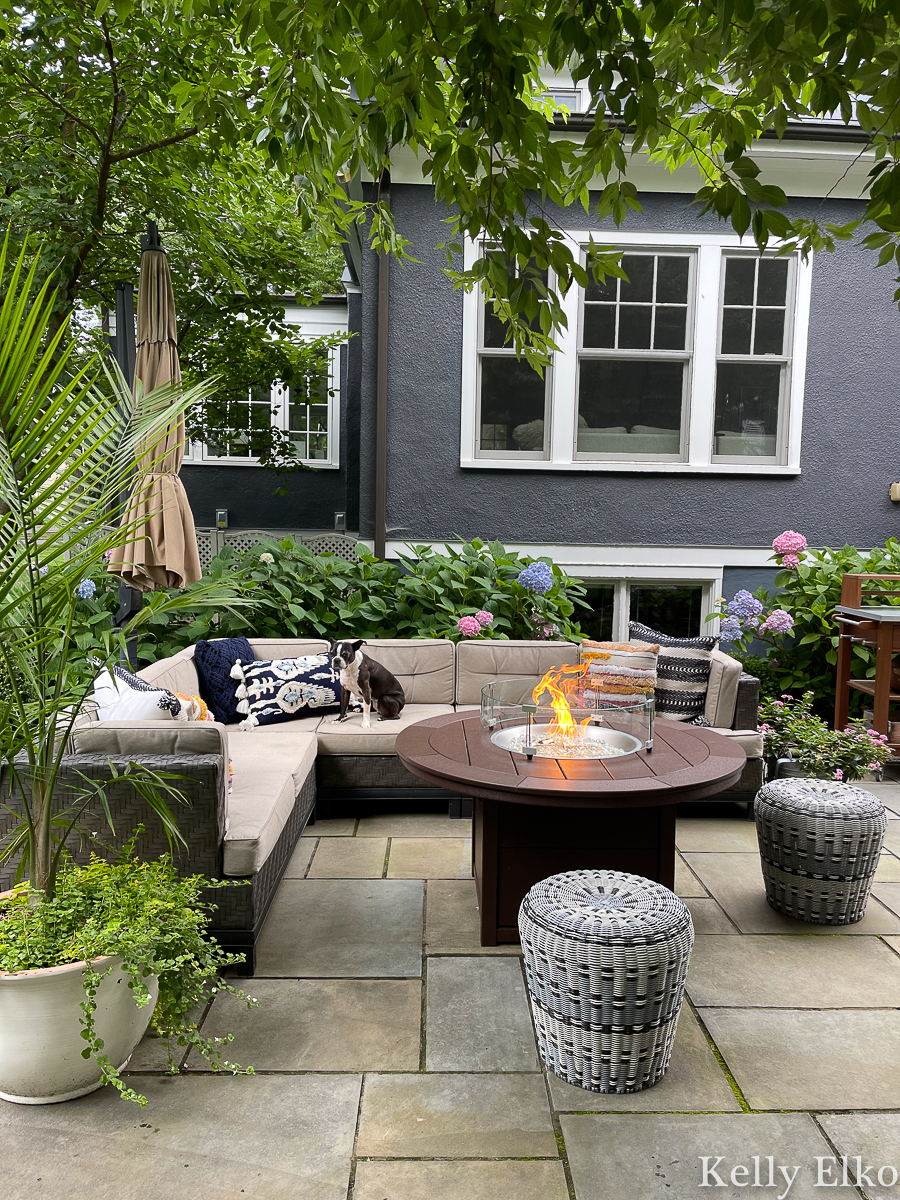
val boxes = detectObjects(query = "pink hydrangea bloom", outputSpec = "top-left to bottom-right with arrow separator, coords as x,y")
867,762 -> 881,771
773,530 -> 808,555
834,769 -> 843,780
760,609 -> 794,635
475,610 -> 494,626
457,615 -> 481,637
780,554 -> 800,569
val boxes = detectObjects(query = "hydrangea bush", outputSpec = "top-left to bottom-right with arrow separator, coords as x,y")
130,538 -> 587,660
758,691 -> 887,781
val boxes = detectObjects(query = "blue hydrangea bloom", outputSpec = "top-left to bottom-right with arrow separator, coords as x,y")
76,578 -> 97,600
517,562 -> 554,594
719,617 -> 742,642
727,589 -> 763,621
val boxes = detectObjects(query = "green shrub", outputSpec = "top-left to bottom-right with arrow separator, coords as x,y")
128,537 -> 588,663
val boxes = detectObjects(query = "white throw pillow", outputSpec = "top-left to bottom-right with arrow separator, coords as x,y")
91,667 -> 176,723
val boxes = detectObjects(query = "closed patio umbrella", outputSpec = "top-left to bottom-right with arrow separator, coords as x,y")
108,224 -> 201,591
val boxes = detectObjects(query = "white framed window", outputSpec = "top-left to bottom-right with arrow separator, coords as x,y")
475,258 -> 551,459
460,231 -> 812,474
185,331 -> 342,470
580,577 -> 717,643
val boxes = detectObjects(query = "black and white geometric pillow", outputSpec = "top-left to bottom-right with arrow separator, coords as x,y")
108,664 -> 182,716
628,622 -> 718,724
230,654 -> 345,730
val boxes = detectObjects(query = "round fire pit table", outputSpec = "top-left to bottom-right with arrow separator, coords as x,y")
397,711 -> 745,946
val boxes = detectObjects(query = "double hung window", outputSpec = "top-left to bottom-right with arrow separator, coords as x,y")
461,233 -> 811,473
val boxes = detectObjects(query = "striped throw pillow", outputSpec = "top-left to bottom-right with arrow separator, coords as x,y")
579,640 -> 658,709
628,622 -> 718,724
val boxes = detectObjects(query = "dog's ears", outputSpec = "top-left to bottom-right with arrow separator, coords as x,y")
327,638 -> 338,651
350,639 -> 365,652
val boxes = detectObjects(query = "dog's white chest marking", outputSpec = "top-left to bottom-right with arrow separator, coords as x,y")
338,651 -> 365,699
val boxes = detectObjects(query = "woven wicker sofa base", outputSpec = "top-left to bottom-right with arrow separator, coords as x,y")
317,754 -> 463,795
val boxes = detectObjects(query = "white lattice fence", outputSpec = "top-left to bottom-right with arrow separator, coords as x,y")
194,528 -> 359,565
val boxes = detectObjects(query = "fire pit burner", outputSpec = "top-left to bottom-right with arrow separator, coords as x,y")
481,664 -> 654,762
491,722 -> 642,760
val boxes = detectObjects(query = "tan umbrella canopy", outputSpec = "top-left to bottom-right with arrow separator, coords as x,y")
108,232 -> 201,591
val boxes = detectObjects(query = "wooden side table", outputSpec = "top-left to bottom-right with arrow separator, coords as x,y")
834,573 -> 900,737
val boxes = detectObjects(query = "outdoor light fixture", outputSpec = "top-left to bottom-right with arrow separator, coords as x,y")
215,508 -> 228,529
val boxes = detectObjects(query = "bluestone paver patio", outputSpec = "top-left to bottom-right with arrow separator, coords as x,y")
3,793 -> 900,1200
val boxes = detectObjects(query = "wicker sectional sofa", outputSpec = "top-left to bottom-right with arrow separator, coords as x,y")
0,638 -> 761,974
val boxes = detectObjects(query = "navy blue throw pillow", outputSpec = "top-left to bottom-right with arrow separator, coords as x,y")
194,637 -> 256,724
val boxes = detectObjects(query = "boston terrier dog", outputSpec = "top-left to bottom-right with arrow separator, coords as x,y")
328,638 -> 406,728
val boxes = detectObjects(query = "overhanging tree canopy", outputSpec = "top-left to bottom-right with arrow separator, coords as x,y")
168,0 -> 900,359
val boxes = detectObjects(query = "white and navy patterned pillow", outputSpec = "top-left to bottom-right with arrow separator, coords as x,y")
628,622 -> 718,724
90,661 -> 182,721
230,654 -> 344,730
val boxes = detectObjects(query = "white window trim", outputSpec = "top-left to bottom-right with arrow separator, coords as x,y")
460,231 -> 812,474
184,337 -> 342,470
580,571 -> 722,641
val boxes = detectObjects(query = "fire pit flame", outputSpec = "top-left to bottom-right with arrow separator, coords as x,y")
532,662 -> 592,742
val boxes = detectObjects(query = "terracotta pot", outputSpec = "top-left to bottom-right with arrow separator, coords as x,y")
0,893 -> 158,1104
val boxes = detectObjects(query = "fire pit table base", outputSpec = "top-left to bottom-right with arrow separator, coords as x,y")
474,797 -> 676,945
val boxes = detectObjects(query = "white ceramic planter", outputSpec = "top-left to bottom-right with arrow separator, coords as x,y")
0,953 -> 159,1104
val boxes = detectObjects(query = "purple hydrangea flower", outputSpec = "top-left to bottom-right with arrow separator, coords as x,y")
76,579 -> 97,600
727,590 -> 764,621
517,562 -> 554,594
760,608 -> 794,635
719,617 -> 742,642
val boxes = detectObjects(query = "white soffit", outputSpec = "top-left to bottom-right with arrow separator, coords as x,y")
379,137 -> 873,200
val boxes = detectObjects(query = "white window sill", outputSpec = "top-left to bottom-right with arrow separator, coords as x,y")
460,459 -> 800,475
183,458 -> 340,471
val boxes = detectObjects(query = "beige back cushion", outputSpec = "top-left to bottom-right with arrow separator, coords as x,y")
455,640 -> 580,705
360,639 -> 455,704
72,720 -> 228,760
247,638 -> 329,662
704,649 -> 743,728
137,646 -> 201,696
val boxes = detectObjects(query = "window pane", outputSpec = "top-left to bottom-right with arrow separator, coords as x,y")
721,308 -> 752,355
578,360 -> 684,454
630,585 -> 702,638
754,308 -> 786,355
653,306 -> 687,350
619,255 -> 654,302
291,434 -> 308,458
723,258 -> 755,305
582,304 -> 616,347
483,305 -> 511,348
758,259 -> 788,305
479,356 -> 547,452
579,584 -> 615,642
618,304 -> 652,349
656,257 -> 689,303
585,272 -> 618,302
714,361 -> 782,456
308,434 -> 328,459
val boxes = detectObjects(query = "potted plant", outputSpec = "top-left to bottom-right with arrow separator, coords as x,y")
0,236 -> 249,1104
758,692 -> 888,783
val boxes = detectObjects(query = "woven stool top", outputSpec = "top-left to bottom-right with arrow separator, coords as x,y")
520,870 -> 691,945
757,778 -> 884,821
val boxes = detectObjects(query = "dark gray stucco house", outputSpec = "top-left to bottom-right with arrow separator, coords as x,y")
181,99 -> 900,642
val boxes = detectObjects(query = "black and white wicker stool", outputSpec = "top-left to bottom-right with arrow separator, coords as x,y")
518,870 -> 694,1094
755,778 -> 887,924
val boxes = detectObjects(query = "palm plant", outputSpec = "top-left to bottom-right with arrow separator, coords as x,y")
0,235 -> 239,897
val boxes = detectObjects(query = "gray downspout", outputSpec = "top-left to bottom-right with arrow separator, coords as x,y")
374,170 -> 391,561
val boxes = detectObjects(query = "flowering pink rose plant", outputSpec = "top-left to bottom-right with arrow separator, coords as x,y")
758,691 -> 885,781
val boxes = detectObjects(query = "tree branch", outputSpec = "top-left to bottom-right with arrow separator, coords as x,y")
9,68 -> 104,148
109,125 -> 201,163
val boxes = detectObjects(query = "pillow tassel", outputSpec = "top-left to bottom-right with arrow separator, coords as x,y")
238,715 -> 259,731
236,698 -> 250,715
230,660 -> 245,681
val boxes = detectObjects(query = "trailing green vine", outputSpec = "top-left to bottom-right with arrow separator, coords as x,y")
0,841 -> 257,1106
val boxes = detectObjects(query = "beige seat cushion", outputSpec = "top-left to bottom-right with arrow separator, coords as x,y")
314,704 -> 455,755
708,728 -> 764,758
358,639 -> 455,704
705,649 -> 743,728
72,720 -> 228,760
224,730 -> 317,876
455,640 -> 579,705
226,714 -> 325,741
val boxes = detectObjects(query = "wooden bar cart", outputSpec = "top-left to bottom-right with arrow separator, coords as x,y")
834,573 -> 900,741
